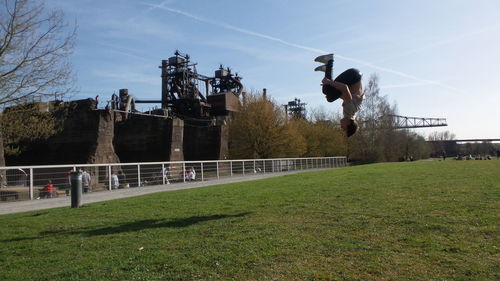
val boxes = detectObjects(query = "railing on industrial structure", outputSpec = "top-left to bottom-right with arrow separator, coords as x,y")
0,157 -> 347,202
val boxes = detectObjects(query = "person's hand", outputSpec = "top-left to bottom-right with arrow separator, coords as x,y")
321,77 -> 331,86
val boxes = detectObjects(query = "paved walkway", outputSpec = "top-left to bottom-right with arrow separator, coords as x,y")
0,169 -> 329,215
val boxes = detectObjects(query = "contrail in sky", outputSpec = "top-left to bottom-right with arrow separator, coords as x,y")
147,3 -> 462,93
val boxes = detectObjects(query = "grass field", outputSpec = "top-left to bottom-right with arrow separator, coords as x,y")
0,160 -> 499,281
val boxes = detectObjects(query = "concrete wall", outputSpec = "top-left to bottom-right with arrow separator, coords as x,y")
114,115 -> 184,163
4,100 -> 227,167
183,120 -> 228,161
5,99 -> 120,166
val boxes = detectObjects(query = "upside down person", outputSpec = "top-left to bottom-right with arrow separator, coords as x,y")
314,54 -> 364,137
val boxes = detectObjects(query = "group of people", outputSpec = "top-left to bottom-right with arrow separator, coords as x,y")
36,165 -> 201,199
163,166 -> 196,183
185,167 -> 196,181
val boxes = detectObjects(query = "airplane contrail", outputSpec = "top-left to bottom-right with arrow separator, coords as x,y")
147,3 -> 462,93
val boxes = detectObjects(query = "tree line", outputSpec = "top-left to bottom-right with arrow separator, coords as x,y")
228,74 -> 431,163
1,0 -> 466,165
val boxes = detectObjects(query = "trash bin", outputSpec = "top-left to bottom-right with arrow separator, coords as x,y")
70,171 -> 82,208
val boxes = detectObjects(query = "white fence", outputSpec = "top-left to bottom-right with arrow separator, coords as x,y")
0,157 -> 347,202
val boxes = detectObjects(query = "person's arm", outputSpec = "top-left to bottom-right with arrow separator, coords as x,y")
351,81 -> 364,99
324,79 -> 353,103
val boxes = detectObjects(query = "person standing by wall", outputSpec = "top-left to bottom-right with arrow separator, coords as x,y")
81,169 -> 91,193
111,173 -> 119,189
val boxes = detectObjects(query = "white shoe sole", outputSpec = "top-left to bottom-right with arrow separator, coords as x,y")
314,65 -> 327,72
314,53 -> 334,64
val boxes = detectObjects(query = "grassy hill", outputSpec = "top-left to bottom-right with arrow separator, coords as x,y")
0,160 -> 498,281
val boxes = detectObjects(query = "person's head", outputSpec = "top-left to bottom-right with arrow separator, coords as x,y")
341,118 -> 359,137
47,180 -> 52,184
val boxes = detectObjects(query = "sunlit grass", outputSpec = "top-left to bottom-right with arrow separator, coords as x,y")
0,160 -> 498,280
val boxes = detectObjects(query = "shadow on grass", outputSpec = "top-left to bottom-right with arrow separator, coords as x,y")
2,212 -> 252,242
79,212 -> 252,236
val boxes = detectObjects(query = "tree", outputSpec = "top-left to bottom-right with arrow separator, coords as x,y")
0,102 -> 63,155
348,74 -> 430,162
427,130 -> 456,157
293,118 -> 346,157
427,131 -> 456,141
0,0 -> 76,105
228,92 -> 306,159
0,0 -> 76,167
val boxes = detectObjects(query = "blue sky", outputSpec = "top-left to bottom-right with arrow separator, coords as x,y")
46,0 -> 500,139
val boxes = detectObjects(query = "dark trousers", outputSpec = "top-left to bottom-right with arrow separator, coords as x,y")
325,59 -> 333,80
322,60 -> 341,102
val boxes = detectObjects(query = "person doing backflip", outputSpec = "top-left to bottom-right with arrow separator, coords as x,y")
314,54 -> 364,137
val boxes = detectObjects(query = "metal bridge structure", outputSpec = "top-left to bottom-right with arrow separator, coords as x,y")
388,114 -> 448,129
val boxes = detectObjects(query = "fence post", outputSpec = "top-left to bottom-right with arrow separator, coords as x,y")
183,163 -> 186,183
263,160 -> 266,173
243,161 -> 245,175
216,161 -> 219,179
162,163 -> 165,185
137,164 -> 141,187
108,165 -> 112,191
29,168 -> 33,200
230,161 -> 233,177
201,162 -> 204,182
253,160 -> 256,173
70,171 -> 82,208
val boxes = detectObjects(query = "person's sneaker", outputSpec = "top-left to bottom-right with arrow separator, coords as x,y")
314,65 -> 327,72
314,53 -> 333,64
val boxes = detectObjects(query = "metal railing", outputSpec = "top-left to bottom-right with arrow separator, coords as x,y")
0,157 -> 347,202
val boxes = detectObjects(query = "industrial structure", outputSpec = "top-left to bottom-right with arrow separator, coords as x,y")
285,98 -> 307,120
2,51 -> 245,192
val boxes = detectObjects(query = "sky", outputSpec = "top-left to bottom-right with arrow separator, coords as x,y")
45,0 -> 500,139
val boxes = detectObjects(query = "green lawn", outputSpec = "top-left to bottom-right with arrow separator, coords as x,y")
0,160 -> 499,281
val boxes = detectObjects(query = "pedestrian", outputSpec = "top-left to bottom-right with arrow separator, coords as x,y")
81,169 -> 91,193
111,173 -> 119,189
40,180 -> 54,198
162,167 -> 170,184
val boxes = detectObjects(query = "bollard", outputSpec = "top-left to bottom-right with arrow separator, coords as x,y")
70,171 -> 82,208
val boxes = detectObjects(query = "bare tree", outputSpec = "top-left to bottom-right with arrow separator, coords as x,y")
0,0 -> 76,105
348,74 -> 430,162
427,130 -> 456,141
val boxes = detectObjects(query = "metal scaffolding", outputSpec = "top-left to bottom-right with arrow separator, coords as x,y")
388,115 -> 447,129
